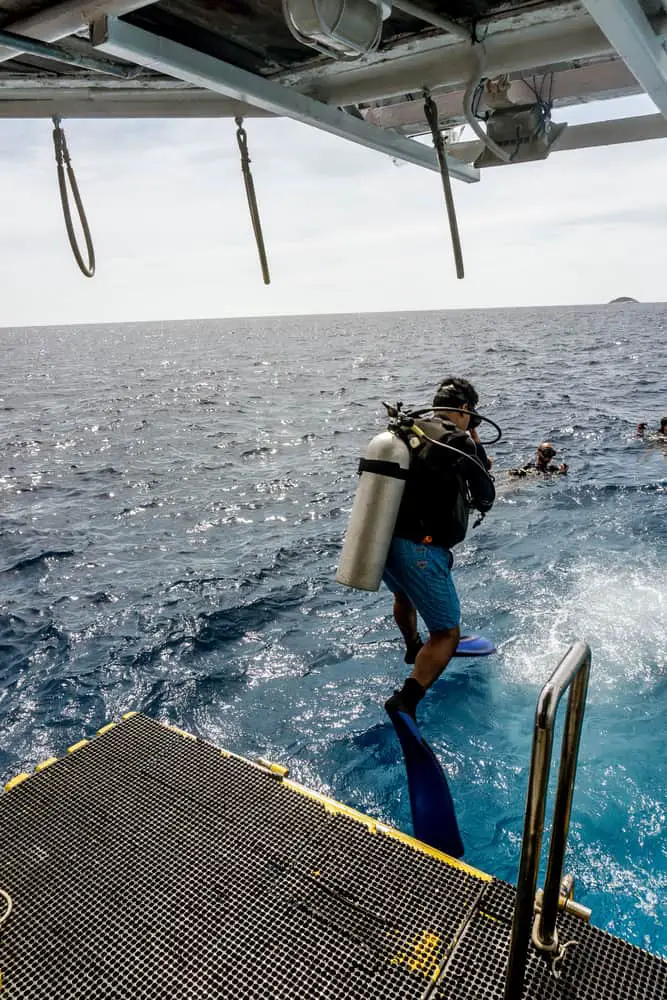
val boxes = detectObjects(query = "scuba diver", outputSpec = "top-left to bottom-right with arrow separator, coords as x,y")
509,441 -> 568,477
380,377 -> 495,720
335,378 -> 499,856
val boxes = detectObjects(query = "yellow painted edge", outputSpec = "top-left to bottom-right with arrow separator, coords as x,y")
284,778 -> 378,832
283,777 -> 490,881
376,823 -> 492,881
121,711 -> 138,720
34,757 -> 58,774
256,758 -> 289,777
4,773 -> 30,792
165,724 -> 196,741
4,713 -> 137,795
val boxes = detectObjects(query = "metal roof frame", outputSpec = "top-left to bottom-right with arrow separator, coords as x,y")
92,16 -> 479,182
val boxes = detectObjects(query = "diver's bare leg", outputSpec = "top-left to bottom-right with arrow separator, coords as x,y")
411,626 -> 460,690
392,593 -> 420,648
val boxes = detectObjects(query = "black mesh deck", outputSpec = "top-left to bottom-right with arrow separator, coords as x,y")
0,714 -> 664,999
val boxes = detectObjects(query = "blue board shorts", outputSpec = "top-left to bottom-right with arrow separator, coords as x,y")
382,537 -> 461,632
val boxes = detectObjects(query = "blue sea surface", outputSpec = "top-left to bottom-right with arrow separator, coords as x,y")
1,306 -> 665,955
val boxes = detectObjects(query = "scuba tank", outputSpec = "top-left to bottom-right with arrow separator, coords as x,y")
336,427 -> 411,592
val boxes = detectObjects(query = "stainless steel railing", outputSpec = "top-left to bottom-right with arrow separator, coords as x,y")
504,640 -> 592,1000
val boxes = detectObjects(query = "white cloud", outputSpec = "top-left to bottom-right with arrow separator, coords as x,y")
0,95 -> 665,325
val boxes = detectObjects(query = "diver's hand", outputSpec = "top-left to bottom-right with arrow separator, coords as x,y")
559,463 -> 568,474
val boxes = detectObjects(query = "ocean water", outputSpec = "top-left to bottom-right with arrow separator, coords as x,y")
1,306 -> 665,956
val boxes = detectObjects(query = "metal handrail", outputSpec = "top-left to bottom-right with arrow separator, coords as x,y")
504,640 -> 592,1000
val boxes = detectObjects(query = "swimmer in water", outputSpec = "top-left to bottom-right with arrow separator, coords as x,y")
509,441 -> 568,477
637,418 -> 667,440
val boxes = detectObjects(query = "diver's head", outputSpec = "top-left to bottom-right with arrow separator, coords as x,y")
537,442 -> 556,465
660,417 -> 667,435
433,377 -> 479,431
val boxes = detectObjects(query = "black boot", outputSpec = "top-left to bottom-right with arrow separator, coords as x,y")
384,677 -> 425,720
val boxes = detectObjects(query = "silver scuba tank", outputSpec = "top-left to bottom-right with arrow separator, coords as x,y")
336,429 -> 411,591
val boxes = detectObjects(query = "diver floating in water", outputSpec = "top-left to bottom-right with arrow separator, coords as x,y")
509,441 -> 568,477
637,417 -> 667,440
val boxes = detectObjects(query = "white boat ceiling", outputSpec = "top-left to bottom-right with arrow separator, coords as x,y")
1,0 -> 666,170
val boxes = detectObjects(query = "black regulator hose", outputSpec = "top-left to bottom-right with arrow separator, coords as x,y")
406,405 -> 503,446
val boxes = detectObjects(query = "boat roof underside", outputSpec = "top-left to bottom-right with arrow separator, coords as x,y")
0,0 -> 664,121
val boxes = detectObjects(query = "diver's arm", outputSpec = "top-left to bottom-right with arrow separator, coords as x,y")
466,458 -> 495,512
451,434 -> 495,512
472,438 -> 492,471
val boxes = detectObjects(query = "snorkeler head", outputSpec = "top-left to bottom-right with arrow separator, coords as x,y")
660,417 -> 667,434
537,442 -> 557,461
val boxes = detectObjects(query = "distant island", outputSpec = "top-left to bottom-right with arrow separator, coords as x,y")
608,296 -> 639,303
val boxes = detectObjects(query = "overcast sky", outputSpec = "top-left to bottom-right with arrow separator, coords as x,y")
0,94 -> 664,326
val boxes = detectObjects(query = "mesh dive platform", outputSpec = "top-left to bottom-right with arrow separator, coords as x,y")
0,714 -> 665,999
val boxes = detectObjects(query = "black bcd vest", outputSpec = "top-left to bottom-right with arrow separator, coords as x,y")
394,418 -> 472,549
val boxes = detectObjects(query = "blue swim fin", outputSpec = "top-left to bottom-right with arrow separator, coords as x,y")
454,634 -> 496,657
388,709 -> 464,859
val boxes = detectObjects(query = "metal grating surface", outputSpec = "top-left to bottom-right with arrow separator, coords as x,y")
438,877 -> 667,1000
0,714 -> 664,1000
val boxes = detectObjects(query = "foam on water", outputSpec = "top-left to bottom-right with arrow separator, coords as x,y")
501,554 -> 666,695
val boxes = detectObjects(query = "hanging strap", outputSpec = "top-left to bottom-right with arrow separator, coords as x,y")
423,93 -> 464,280
51,116 -> 95,278
235,116 -> 270,285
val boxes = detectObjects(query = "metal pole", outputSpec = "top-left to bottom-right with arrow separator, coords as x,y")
503,715 -> 554,998
503,640 -> 591,1000
538,655 -> 590,946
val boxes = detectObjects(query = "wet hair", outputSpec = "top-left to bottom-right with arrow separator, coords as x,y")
433,376 -> 479,411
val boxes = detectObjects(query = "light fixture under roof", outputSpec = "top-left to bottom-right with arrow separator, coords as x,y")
283,0 -> 391,59
473,104 -> 567,168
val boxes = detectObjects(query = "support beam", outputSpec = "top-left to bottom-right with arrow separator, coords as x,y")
0,30 -> 139,79
93,17 -> 478,182
445,114 -> 667,163
580,0 -> 667,117
0,0 -> 155,65
283,10 -> 667,107
0,86 -> 273,119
